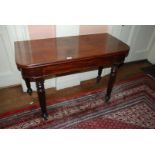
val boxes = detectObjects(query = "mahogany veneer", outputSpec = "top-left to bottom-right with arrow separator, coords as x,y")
15,33 -> 129,120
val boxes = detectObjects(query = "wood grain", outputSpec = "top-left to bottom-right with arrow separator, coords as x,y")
15,33 -> 129,68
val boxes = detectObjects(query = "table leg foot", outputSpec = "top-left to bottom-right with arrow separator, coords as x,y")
105,95 -> 110,103
42,112 -> 48,120
27,88 -> 32,95
96,66 -> 103,83
96,76 -> 101,83
24,78 -> 32,95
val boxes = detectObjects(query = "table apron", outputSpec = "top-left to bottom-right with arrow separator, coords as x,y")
21,55 -> 125,80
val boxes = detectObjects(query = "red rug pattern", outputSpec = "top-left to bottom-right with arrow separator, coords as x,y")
0,74 -> 155,129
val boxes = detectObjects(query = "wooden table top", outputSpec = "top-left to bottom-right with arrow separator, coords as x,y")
15,33 -> 129,69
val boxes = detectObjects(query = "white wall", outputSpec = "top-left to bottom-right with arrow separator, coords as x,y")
0,26 -> 28,87
56,25 -> 79,37
114,25 -> 155,63
147,30 -> 155,64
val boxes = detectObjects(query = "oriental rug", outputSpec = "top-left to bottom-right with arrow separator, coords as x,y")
0,74 -> 155,129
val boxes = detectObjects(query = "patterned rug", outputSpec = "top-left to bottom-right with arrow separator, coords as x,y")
0,74 -> 155,129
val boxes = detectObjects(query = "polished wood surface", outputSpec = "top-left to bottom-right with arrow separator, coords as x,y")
15,33 -> 129,68
15,33 -> 130,119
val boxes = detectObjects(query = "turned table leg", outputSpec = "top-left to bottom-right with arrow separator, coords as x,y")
105,64 -> 119,102
96,66 -> 103,83
36,79 -> 48,120
24,78 -> 32,95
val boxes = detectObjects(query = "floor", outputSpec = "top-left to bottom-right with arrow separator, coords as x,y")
0,60 -> 151,115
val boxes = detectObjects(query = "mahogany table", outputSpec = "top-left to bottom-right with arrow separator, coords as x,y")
15,33 -> 129,120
